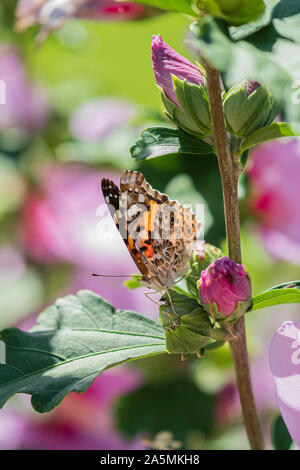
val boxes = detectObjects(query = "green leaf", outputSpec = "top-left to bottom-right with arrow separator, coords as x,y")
0,290 -> 166,412
200,0 -> 266,26
131,0 -> 198,16
240,122 -> 299,151
123,274 -> 142,290
130,127 -> 214,161
191,17 -> 300,126
191,17 -> 290,97
267,280 -> 300,290
229,0 -> 280,41
159,291 -> 212,355
271,415 -> 293,450
272,0 -> 300,20
251,284 -> 300,311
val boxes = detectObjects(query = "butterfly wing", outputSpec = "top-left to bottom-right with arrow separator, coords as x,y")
101,175 -> 154,283
102,171 -> 200,291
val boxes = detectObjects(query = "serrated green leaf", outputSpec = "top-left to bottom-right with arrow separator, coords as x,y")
251,286 -> 300,311
271,415 -> 293,450
240,122 -> 299,151
131,0 -> 198,16
130,127 -> 214,161
0,290 -> 166,413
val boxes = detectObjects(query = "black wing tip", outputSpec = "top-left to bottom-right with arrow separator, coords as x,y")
101,178 -> 119,194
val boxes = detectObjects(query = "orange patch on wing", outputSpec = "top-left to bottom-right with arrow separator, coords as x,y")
140,241 -> 154,259
128,236 -> 140,258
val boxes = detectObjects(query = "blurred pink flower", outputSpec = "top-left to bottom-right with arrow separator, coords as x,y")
247,139 -> 300,265
269,320 -> 300,447
0,367 -> 145,449
16,0 -> 157,37
21,164 -> 125,266
69,97 -> 136,142
20,163 -> 156,315
0,45 -> 49,134
76,0 -> 150,21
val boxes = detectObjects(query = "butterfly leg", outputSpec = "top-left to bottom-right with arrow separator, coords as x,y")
144,290 -> 161,307
165,288 -> 181,327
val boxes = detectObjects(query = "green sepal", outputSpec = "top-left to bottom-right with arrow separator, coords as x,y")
186,243 -> 223,298
198,275 -> 253,323
159,77 -> 212,137
223,82 -> 277,137
161,92 -> 203,137
159,291 -> 212,355
172,76 -> 212,133
164,308 -> 213,355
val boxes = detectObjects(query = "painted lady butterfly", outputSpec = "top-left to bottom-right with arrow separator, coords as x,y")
101,170 -> 199,296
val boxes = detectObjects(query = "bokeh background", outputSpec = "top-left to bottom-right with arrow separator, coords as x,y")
0,0 -> 300,450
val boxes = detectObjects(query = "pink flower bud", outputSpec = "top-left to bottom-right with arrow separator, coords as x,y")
151,34 -> 205,107
245,80 -> 260,97
199,257 -> 251,318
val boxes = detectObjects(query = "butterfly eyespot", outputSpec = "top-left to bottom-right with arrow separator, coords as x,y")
128,187 -> 133,192
134,188 -> 139,194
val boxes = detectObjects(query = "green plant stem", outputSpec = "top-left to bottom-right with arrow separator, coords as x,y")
204,61 -> 264,450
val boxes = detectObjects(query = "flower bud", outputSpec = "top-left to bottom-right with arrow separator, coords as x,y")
223,80 -> 280,137
198,257 -> 252,321
159,291 -> 212,355
151,34 -> 211,136
186,241 -> 223,297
